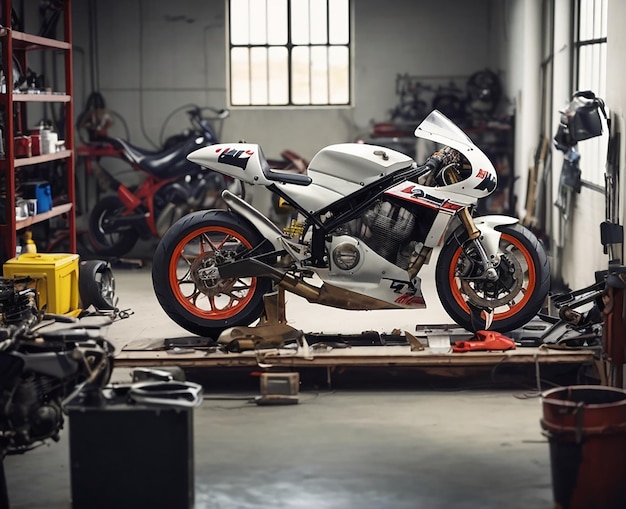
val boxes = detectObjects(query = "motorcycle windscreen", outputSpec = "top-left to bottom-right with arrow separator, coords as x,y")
414,110 -> 474,146
0,354 -> 25,388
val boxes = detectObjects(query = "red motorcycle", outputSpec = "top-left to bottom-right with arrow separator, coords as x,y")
78,106 -> 236,257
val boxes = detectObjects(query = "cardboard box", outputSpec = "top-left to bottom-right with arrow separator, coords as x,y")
256,372 -> 300,405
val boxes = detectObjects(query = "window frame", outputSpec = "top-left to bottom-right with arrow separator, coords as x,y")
572,0 -> 608,190
226,0 -> 353,108
540,0 -> 555,142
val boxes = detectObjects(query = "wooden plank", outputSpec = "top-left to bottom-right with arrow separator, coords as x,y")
10,30 -> 71,50
13,93 -> 71,102
14,150 -> 72,167
114,344 -> 596,369
523,136 -> 549,227
15,203 -> 72,230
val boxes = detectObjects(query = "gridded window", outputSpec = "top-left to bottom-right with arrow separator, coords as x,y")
574,0 -> 608,187
228,0 -> 351,106
540,0 -> 554,139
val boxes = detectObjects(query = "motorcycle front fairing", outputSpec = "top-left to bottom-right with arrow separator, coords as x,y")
419,111 -> 521,239
414,110 -> 498,200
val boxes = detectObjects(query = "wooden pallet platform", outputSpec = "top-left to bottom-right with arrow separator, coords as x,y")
114,344 -> 596,370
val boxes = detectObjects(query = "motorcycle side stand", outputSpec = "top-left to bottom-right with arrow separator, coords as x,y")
217,288 -> 305,353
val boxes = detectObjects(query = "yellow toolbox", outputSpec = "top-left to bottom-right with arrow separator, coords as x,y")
3,253 -> 80,315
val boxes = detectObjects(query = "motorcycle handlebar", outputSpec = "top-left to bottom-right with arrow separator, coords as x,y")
423,153 -> 444,174
422,147 -> 462,176
187,106 -> 230,120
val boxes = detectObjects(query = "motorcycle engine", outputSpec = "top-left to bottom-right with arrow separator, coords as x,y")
0,373 -> 65,453
339,199 -> 418,269
0,277 -> 39,327
0,277 -> 115,454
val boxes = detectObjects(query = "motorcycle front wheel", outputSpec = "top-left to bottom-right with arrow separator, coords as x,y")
151,210 -> 274,339
88,195 -> 138,257
435,222 -> 550,332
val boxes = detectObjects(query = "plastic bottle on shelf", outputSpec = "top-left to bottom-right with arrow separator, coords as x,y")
23,231 -> 37,253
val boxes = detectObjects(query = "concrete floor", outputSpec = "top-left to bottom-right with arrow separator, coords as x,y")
2,261 -> 562,508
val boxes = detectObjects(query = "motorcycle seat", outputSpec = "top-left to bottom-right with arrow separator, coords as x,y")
261,149 -> 312,186
103,136 -> 201,178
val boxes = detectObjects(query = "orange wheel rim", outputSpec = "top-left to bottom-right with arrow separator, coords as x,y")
448,233 -> 536,322
168,226 -> 258,319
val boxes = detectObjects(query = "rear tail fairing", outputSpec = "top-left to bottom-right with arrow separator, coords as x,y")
187,143 -> 274,185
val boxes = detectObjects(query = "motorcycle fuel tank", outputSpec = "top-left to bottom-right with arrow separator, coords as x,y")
280,143 -> 415,212
308,143 -> 413,185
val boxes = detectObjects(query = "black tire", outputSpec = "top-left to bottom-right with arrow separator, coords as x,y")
88,195 -> 138,257
151,210 -> 273,339
79,259 -> 117,310
435,222 -> 550,332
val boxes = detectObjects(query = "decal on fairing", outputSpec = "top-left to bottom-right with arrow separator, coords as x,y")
390,281 -> 407,293
394,293 -> 426,305
216,148 -> 254,169
473,169 -> 497,192
389,280 -> 426,305
415,191 -> 444,205
385,184 -> 462,212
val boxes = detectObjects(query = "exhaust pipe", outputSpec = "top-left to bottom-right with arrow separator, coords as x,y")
218,258 -> 401,310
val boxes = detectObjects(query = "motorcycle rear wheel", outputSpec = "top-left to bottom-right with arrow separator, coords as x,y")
435,222 -> 550,332
88,195 -> 138,257
151,210 -> 273,339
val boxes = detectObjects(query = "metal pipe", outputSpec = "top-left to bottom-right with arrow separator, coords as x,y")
459,208 -> 480,240
407,246 -> 432,280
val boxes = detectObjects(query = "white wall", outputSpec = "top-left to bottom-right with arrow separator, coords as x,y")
497,0 -> 542,219
71,0 -> 496,161
606,0 -> 626,255
552,0 -> 625,291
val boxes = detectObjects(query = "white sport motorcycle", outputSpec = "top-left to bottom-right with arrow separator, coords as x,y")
151,110 -> 550,338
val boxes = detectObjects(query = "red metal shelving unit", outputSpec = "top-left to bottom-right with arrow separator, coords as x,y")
0,0 -> 75,262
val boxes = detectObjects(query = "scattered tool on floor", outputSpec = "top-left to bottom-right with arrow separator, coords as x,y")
452,330 -> 516,353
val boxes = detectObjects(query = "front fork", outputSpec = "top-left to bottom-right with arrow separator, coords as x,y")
458,208 -> 500,281
407,209 -> 511,282
452,209 -> 515,329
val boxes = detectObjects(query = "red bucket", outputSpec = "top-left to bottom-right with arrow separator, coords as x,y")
541,385 -> 626,509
